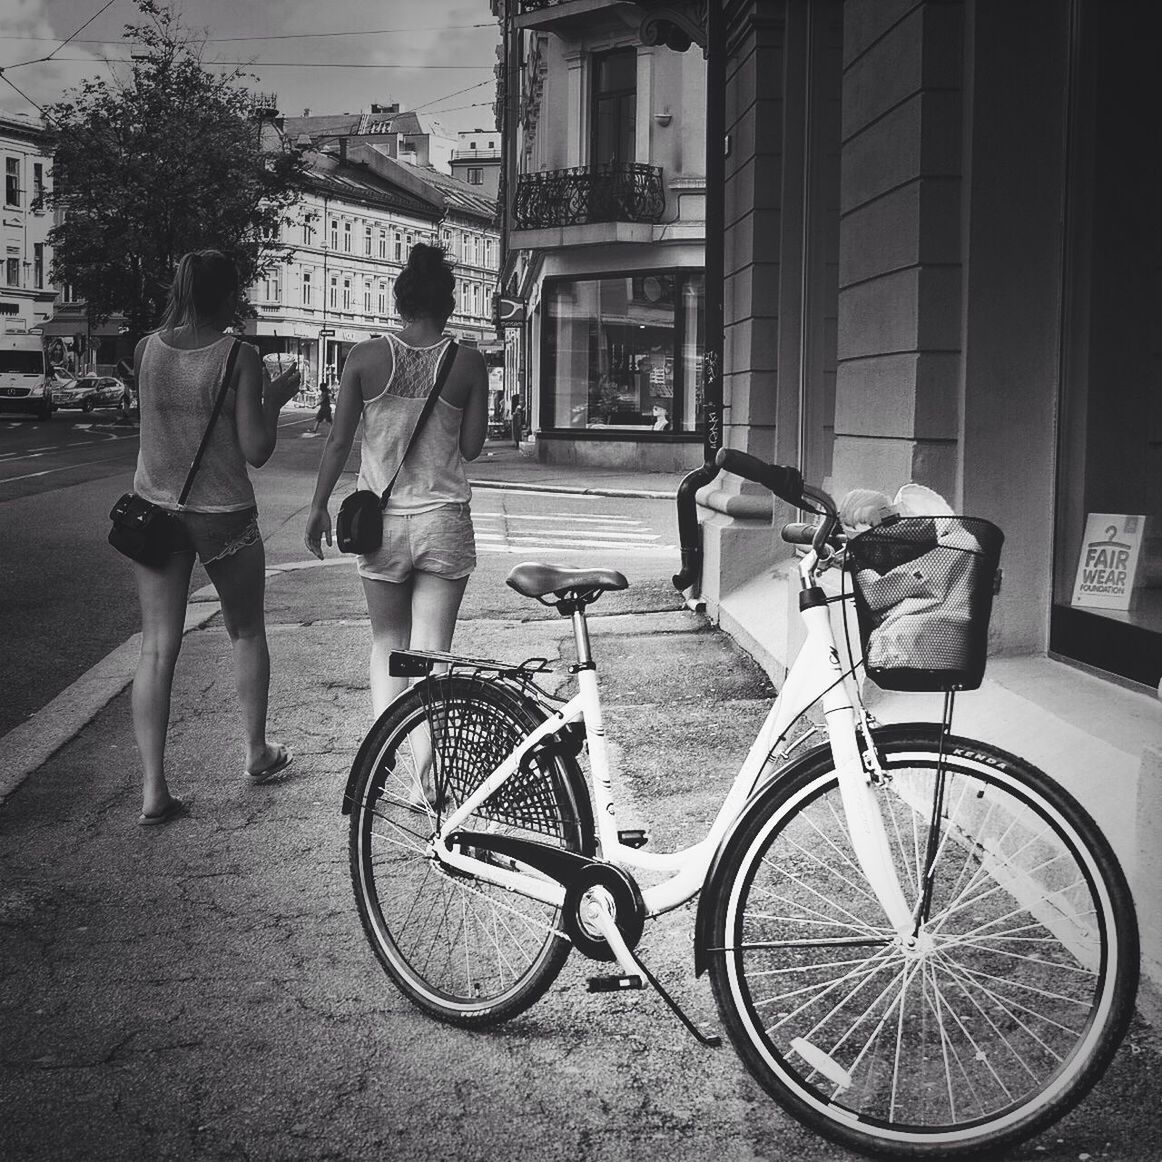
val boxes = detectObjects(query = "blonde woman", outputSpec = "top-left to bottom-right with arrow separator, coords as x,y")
129,250 -> 301,824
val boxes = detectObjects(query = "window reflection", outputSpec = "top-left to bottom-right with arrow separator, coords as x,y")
543,272 -> 704,433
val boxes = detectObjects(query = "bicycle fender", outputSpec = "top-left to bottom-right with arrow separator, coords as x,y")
692,722 -> 942,976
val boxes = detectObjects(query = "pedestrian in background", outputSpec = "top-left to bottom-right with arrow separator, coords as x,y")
308,375 -> 333,435
305,243 -> 488,719
510,392 -> 524,448
129,250 -> 301,825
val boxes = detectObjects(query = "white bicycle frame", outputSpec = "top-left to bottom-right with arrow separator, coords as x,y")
432,545 -> 915,962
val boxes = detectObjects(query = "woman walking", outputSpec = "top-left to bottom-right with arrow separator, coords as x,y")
304,244 -> 488,716
129,250 -> 301,825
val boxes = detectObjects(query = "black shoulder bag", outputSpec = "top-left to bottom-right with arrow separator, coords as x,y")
108,339 -> 242,566
336,340 -> 459,555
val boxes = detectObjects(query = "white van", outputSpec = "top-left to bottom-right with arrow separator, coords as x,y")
0,333 -> 52,420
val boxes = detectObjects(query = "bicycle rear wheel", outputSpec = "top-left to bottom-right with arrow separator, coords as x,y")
349,674 -> 593,1027
707,727 -> 1138,1158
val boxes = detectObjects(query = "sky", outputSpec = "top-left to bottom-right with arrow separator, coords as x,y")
0,0 -> 501,137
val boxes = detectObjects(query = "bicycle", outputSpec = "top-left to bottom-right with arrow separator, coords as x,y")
342,448 -> 1139,1159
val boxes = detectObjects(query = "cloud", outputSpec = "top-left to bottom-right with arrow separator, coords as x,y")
0,0 -> 113,119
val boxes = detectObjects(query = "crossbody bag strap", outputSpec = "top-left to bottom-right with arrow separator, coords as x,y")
176,338 -> 243,508
379,339 -> 459,507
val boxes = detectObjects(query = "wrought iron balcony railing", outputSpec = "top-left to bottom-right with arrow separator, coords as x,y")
513,163 -> 665,229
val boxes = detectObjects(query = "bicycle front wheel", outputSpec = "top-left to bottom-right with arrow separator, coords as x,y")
349,674 -> 593,1027
707,728 -> 1138,1159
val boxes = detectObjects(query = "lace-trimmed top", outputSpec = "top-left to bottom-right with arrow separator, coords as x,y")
356,333 -> 470,514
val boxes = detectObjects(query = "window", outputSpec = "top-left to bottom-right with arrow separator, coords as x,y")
263,268 -> 281,302
34,243 -> 43,289
5,157 -> 19,206
363,281 -> 371,312
378,230 -> 387,258
6,257 -> 19,286
32,163 -> 43,200
405,232 -> 413,257
466,167 -> 484,185
364,225 -> 373,256
302,268 -> 312,306
542,272 -> 704,434
302,218 -> 313,246
394,231 -> 402,260
591,48 -> 637,166
329,218 -> 338,250
343,221 -> 352,253
471,283 -> 480,316
329,275 -> 338,309
485,239 -> 494,269
342,276 -> 352,310
378,282 -> 387,316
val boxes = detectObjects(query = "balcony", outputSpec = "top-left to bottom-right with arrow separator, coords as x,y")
515,0 -> 642,35
514,163 -> 665,231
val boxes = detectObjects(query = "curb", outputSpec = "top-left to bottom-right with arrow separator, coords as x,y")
0,601 -> 221,807
469,478 -> 676,500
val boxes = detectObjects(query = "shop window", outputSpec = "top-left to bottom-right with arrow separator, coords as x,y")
542,272 -> 704,434
1052,2 -> 1162,690
591,48 -> 636,166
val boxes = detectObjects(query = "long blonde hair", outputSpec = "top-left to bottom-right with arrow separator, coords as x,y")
160,250 -> 239,329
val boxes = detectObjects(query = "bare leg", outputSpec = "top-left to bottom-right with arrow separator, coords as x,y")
362,574 -> 413,717
132,551 -> 196,817
204,538 -> 277,772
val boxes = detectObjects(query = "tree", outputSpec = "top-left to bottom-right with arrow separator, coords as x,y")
40,1 -> 307,342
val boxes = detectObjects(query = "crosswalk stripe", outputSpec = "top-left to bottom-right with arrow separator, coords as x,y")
474,512 -> 639,525
478,542 -> 674,553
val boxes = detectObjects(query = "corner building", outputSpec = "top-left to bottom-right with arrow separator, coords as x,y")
494,0 -> 1162,1016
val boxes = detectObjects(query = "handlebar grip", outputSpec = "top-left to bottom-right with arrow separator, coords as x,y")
714,448 -> 804,507
781,522 -> 816,546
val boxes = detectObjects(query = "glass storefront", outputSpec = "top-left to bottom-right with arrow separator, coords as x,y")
542,271 -> 704,434
1052,0 -> 1162,690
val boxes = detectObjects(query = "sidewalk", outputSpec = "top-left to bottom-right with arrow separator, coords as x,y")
466,438 -> 687,499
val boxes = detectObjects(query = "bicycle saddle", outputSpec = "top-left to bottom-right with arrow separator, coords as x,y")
506,563 -> 629,599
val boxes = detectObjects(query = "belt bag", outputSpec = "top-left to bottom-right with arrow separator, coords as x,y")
336,340 -> 458,555
108,339 -> 242,565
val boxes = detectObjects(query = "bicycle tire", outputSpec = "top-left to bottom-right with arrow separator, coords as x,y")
349,674 -> 594,1027
706,726 -> 1138,1159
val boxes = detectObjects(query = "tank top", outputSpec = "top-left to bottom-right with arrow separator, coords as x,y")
356,334 -> 470,514
133,333 -> 256,512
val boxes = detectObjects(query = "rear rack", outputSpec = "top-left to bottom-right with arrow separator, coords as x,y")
388,649 -> 554,680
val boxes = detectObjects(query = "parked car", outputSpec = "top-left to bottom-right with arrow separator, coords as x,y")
75,374 -> 129,410
51,373 -> 97,412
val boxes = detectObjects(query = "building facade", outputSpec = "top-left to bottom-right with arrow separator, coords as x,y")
449,129 -> 502,200
0,112 -> 55,336
247,124 -> 501,389
495,0 -> 708,471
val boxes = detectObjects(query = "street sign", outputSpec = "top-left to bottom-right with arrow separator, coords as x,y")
319,328 -> 335,336
495,296 -> 525,326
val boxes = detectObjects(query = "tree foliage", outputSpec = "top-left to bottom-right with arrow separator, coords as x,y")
41,1 -> 308,340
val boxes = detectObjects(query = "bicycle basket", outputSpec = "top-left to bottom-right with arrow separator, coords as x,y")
845,516 -> 1004,692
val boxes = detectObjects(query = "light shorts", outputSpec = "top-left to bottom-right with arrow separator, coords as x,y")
164,506 -> 261,566
357,501 -> 476,584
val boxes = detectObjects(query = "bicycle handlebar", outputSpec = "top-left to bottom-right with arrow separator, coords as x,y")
714,448 -> 805,507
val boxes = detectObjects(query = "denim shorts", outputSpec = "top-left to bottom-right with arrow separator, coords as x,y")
165,506 -> 261,566
358,502 -> 476,583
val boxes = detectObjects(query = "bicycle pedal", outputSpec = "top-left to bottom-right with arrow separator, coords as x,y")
618,829 -> 649,849
587,974 -> 645,993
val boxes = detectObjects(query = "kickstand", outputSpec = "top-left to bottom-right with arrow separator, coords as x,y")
625,946 -> 722,1048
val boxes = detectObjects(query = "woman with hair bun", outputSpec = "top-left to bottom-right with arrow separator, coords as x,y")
129,249 -> 302,825
305,243 -> 488,722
